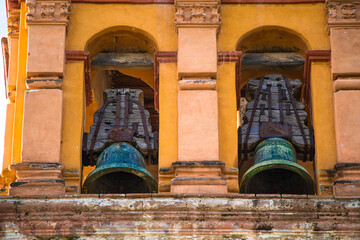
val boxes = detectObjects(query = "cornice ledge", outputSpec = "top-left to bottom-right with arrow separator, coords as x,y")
0,196 -> 360,237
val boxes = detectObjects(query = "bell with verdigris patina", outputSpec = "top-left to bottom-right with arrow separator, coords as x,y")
83,142 -> 157,194
240,138 -> 314,194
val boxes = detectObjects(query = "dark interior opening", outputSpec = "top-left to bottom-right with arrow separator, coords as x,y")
245,168 -> 314,194
87,171 -> 150,194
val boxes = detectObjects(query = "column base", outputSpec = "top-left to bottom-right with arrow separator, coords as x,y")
9,163 -> 65,196
170,161 -> 228,194
333,163 -> 360,196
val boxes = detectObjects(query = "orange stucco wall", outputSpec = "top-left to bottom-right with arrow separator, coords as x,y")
2,2 -> 335,194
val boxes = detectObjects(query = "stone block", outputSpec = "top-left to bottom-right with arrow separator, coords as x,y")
330,28 -> 360,78
178,28 -> 217,78
22,89 -> 63,163
26,24 -> 66,77
178,90 -> 219,161
333,90 -> 360,163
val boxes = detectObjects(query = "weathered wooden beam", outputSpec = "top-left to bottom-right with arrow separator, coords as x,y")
241,52 -> 305,71
91,53 -> 154,70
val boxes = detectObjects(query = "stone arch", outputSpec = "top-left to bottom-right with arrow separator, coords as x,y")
236,26 -> 311,54
85,26 -> 158,57
236,26 -> 315,194
236,26 -> 310,89
82,26 -> 159,189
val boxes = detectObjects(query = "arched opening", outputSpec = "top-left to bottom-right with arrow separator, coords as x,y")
81,27 -> 159,194
237,27 -> 315,195
237,26 -> 309,89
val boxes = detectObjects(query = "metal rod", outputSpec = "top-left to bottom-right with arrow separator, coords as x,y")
260,104 -> 265,115
267,84 -> 272,122
115,91 -> 121,127
124,92 -> 129,128
278,84 -> 284,124
243,75 -> 265,161
284,75 -> 308,162
129,98 -> 152,163
88,99 -> 116,165
286,104 -> 291,115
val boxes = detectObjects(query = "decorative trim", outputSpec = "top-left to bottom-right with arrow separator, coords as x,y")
6,0 -> 20,10
302,50 -> 331,124
7,9 -> 20,34
65,50 -> 92,105
72,0 -> 173,3
223,0 -> 324,3
178,79 -> 217,90
175,2 -> 221,28
26,77 -> 63,89
326,0 -> 360,30
70,0 -> 324,3
25,0 -> 70,25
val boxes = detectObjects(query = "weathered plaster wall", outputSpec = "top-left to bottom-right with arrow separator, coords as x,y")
66,4 -> 177,51
218,63 -> 237,168
0,195 -> 359,239
311,62 -> 337,193
219,4 -> 329,50
61,62 -> 85,171
158,63 -> 178,169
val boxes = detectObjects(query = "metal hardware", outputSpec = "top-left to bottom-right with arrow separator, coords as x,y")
239,75 -> 314,162
83,89 -> 156,166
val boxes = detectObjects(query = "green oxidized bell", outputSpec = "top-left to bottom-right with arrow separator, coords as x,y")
240,138 -> 315,194
83,142 -> 157,194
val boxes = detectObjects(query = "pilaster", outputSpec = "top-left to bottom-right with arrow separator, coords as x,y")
326,0 -> 360,196
170,0 -> 230,194
9,0 -> 70,196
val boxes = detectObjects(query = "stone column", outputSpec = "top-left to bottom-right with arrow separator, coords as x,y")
326,0 -> 360,196
170,0 -> 228,194
9,0 -> 70,196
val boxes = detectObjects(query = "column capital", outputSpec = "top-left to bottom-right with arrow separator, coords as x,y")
326,0 -> 360,31
26,0 -> 70,25
7,9 -> 20,35
175,0 -> 221,31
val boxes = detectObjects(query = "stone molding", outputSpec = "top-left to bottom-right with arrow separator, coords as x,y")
8,163 -> 66,196
333,78 -> 360,91
26,76 -> 63,89
175,0 -> 221,29
159,161 -> 239,193
0,195 -> 359,238
326,0 -> 360,29
25,0 -> 70,25
7,9 -> 20,35
178,79 -> 217,90
333,163 -> 360,196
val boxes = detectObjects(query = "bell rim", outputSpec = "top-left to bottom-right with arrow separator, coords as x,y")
239,159 -> 315,194
83,162 -> 158,193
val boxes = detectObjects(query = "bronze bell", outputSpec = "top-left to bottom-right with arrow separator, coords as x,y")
240,138 -> 315,194
83,142 -> 157,194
